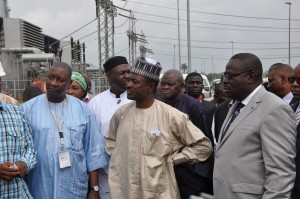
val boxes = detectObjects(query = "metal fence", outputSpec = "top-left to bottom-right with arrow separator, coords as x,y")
1,80 -> 32,99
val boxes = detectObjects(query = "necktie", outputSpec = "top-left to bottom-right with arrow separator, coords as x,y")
220,102 -> 245,141
295,105 -> 300,125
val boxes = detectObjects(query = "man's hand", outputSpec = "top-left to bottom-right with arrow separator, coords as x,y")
88,191 -> 100,199
0,162 -> 20,181
15,161 -> 27,178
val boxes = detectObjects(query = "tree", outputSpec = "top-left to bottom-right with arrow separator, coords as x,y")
181,63 -> 188,74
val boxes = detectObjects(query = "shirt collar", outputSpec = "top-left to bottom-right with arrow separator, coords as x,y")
108,90 -> 127,99
229,85 -> 262,107
241,84 -> 262,106
283,92 -> 293,104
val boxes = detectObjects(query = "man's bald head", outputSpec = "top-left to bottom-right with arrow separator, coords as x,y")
269,63 -> 293,74
163,69 -> 184,83
159,69 -> 184,100
267,63 -> 293,98
230,53 -> 263,83
51,62 -> 72,80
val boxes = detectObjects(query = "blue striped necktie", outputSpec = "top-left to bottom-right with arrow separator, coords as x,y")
221,102 -> 245,141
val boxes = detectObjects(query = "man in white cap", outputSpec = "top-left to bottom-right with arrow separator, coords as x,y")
88,56 -> 131,199
105,57 -> 213,199
0,61 -> 18,105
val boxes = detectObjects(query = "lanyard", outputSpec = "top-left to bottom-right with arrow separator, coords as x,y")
49,97 -> 67,149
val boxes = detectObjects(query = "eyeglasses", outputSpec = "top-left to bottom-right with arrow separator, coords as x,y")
223,70 -> 253,80
288,77 -> 300,85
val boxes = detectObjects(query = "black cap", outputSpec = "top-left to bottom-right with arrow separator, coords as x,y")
103,56 -> 128,73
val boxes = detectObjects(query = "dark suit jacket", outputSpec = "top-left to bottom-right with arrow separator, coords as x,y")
161,94 -> 214,179
214,99 -> 231,143
291,101 -> 300,199
160,94 -> 214,197
202,100 -> 215,127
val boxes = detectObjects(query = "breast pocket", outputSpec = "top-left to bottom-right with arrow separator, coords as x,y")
69,126 -> 85,151
142,132 -> 157,155
142,130 -> 170,157
6,129 -> 25,153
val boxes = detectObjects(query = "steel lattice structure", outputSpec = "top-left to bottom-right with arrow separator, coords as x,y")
127,12 -> 136,66
96,0 -> 116,71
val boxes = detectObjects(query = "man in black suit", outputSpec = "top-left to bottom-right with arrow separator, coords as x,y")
213,99 -> 231,143
268,63 -> 295,105
185,72 -> 215,127
290,63 -> 300,199
210,82 -> 227,106
159,69 -> 214,198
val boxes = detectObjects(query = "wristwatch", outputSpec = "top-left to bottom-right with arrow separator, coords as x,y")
89,185 -> 100,192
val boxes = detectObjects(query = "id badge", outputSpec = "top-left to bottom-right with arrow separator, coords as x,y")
58,150 -> 71,169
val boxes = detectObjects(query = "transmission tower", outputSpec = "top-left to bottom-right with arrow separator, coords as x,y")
139,31 -> 153,57
95,0 -> 116,71
127,12 -> 136,66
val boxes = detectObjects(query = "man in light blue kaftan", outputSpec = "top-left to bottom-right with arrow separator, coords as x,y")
21,62 -> 108,199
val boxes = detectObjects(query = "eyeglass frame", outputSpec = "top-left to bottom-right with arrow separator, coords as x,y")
223,70 -> 254,80
288,77 -> 300,85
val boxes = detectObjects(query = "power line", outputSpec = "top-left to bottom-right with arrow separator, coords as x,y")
49,18 -> 97,47
115,30 -> 128,34
146,35 -> 300,45
134,11 -> 300,30
154,50 -> 300,60
115,18 -> 129,28
127,0 -> 300,22
78,30 -> 98,40
148,40 -> 300,50
136,18 -> 300,33
115,47 -> 129,55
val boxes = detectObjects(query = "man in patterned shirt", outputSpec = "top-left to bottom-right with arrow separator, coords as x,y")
0,101 -> 36,198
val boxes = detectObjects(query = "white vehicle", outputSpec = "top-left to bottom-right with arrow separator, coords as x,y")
211,78 -> 221,91
159,73 -> 211,98
200,75 -> 211,98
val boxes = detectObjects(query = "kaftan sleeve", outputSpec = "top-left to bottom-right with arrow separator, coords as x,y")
84,110 -> 109,171
105,111 -> 120,155
172,113 -> 212,165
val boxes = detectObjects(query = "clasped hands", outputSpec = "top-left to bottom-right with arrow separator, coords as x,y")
0,162 -> 27,181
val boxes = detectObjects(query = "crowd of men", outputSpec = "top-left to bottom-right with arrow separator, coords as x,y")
0,52 -> 300,199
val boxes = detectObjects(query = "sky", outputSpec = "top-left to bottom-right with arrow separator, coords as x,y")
7,0 -> 300,74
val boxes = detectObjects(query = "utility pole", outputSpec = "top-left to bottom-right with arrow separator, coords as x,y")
187,0 -> 191,73
212,55 -> 214,79
230,41 -> 234,56
285,2 -> 291,65
177,0 -> 182,72
173,45 -> 176,69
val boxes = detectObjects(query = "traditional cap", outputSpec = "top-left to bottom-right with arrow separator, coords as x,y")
71,72 -> 88,91
103,56 -> 128,73
132,57 -> 162,80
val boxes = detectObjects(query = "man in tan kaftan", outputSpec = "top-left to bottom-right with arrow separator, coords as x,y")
105,57 -> 213,199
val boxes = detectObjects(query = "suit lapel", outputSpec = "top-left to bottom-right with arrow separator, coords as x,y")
290,100 -> 299,112
217,87 -> 265,148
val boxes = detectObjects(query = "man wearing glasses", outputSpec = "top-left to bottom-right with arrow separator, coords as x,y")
289,64 -> 300,199
213,53 -> 296,199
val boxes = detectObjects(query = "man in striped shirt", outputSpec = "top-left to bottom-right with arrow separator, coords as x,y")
0,101 -> 36,199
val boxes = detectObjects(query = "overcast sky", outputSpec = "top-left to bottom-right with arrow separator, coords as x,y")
8,0 -> 300,73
